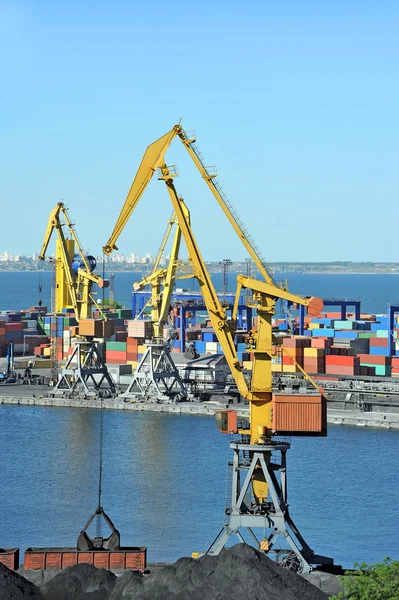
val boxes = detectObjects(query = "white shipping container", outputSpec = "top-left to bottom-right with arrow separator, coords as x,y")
127,320 -> 153,338
205,342 -> 218,353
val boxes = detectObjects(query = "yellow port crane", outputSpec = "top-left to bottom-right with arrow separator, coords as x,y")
39,202 -> 115,397
132,210 -> 192,338
103,125 -> 334,572
39,202 -> 109,321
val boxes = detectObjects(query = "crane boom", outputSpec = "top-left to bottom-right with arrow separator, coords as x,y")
102,128 -> 178,256
103,124 -> 276,287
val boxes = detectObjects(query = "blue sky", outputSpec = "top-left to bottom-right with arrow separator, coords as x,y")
1,0 -> 398,262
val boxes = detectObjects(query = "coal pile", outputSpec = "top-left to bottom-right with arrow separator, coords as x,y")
112,544 -> 330,600
3,544 -> 331,599
0,562 -> 43,600
40,563 -> 116,600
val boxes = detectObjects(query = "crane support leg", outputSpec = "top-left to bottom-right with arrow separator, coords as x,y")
200,442 -> 334,574
52,342 -> 116,397
123,342 -> 186,402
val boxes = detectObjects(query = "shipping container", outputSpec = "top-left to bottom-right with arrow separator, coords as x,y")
0,548 -> 19,570
272,393 -> 327,435
127,320 -> 153,339
79,319 -> 103,338
23,547 -> 146,572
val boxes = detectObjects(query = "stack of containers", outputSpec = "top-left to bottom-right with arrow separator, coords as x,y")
0,320 -> 5,354
391,357 -> 399,377
126,337 -> 139,368
303,346 -> 325,374
105,341 -> 127,364
325,354 -> 360,376
281,337 -> 308,372
5,321 -> 23,352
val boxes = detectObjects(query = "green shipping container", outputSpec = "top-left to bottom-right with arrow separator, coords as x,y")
63,317 -> 78,326
333,320 -> 356,330
375,365 -> 391,376
376,330 -> 389,338
106,341 -> 127,351
116,309 -> 132,319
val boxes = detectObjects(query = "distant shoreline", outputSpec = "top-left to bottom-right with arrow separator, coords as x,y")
1,270 -> 399,276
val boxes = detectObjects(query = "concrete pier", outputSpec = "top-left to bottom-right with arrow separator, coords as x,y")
1,386 -> 399,428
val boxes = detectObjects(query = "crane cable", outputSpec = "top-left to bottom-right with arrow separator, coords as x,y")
96,396 -> 104,538
38,261 -> 43,307
98,396 -> 104,510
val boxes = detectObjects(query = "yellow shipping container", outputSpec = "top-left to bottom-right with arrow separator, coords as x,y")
31,359 -> 52,368
308,323 -> 320,330
43,347 -> 51,357
127,360 -> 137,369
137,345 -> 147,354
271,364 -> 283,372
303,347 -> 324,358
281,364 -> 297,373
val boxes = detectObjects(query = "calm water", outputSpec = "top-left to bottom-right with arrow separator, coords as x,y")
0,406 -> 398,568
1,270 -> 399,314
0,272 -> 398,568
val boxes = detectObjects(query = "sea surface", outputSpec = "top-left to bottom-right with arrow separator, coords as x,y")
1,270 -> 399,314
0,272 -> 398,568
0,407 -> 398,568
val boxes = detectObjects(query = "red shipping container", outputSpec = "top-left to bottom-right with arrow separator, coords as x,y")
282,355 -> 296,366
5,322 -> 23,331
369,338 -> 388,347
357,354 -> 389,366
391,357 -> 399,367
106,350 -> 127,362
325,355 -> 359,366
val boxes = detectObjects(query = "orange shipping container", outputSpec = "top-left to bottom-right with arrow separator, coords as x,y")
272,393 -> 326,435
303,358 -> 325,373
0,548 -> 19,570
24,547 -> 146,572
79,319 -> 103,338
311,337 -> 332,349
325,365 -> 359,375
127,337 -> 139,349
